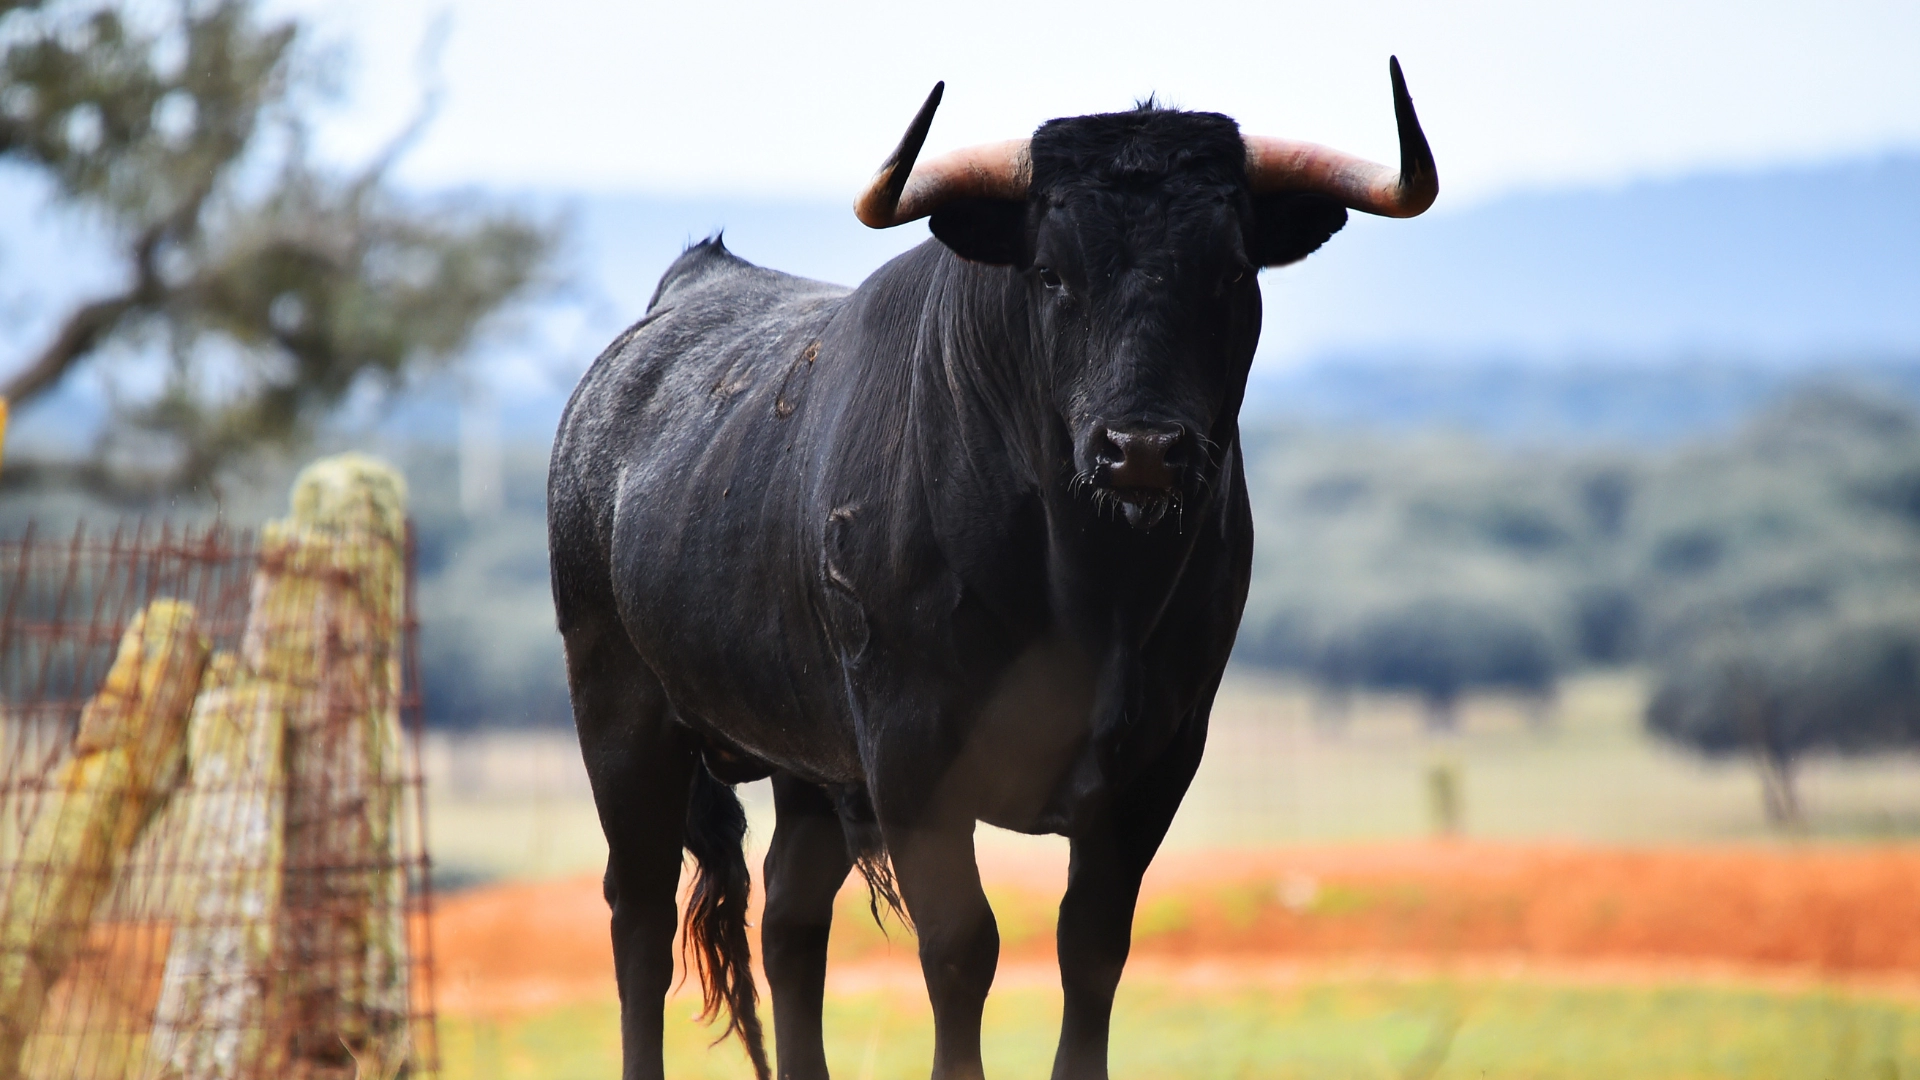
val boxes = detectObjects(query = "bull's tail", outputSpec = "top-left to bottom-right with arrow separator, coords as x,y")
682,762 -> 771,1080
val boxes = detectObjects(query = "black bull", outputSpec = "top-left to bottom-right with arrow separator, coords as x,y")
549,65 -> 1435,1080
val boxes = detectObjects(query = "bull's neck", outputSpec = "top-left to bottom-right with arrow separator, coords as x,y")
910,249 -> 1053,493
898,246 -> 1223,645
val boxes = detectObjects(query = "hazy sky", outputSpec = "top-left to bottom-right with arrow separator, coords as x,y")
282,0 -> 1920,206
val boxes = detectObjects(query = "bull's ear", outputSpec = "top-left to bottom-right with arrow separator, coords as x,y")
1248,192 -> 1348,267
929,198 -> 1028,266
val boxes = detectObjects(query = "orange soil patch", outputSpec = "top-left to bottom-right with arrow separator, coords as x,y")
431,842 -> 1920,1015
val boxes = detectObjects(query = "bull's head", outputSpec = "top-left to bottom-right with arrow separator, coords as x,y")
856,60 -> 1437,530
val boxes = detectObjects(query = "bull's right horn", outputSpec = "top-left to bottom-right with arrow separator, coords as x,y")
1242,56 -> 1439,218
854,83 -> 1032,229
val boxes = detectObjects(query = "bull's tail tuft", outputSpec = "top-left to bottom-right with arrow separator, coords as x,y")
682,761 -> 771,1080
836,787 -> 909,931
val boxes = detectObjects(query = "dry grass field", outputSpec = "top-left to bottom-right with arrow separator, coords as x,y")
421,669 -> 1920,888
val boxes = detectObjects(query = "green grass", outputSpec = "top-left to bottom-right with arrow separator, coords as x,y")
437,977 -> 1920,1080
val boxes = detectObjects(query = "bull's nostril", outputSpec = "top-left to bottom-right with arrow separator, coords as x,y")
1160,425 -> 1190,468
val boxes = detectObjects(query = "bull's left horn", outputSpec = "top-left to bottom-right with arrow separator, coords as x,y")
855,83 -> 1032,228
1243,55 -> 1438,218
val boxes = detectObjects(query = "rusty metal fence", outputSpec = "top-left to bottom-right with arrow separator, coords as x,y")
0,519 -> 436,1080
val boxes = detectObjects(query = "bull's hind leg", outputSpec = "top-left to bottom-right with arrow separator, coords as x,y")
762,775 -> 855,1080
1050,711 -> 1209,1080
564,624 -> 699,1080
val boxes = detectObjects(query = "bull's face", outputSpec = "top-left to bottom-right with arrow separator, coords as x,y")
1024,168 -> 1267,531
925,110 -> 1354,528
855,67 -> 1437,531
940,110 -> 1351,528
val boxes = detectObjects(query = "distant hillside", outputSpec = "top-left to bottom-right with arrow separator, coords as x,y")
523,153 -> 1920,446
1257,154 -> 1920,364
551,153 -> 1920,368
3,154 -> 1916,451
1245,359 -> 1920,447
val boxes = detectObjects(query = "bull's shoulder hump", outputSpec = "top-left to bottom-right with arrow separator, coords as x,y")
649,236 -> 850,312
555,239 -> 849,450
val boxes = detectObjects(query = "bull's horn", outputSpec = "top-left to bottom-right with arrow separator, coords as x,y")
855,83 -> 1032,229
1243,56 -> 1438,218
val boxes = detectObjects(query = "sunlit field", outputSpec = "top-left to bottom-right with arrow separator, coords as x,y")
438,979 -> 1920,1080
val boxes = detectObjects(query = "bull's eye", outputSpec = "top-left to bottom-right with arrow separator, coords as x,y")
1036,267 -> 1063,289
1225,265 -> 1249,286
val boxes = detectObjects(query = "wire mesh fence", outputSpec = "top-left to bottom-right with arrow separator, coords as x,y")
0,513 -> 436,1080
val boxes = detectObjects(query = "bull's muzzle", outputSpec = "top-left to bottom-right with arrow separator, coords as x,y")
1086,423 -> 1188,530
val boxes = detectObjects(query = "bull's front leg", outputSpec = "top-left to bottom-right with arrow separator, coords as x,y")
1050,709 -> 1209,1080
1049,830 -> 1139,1080
883,819 -> 999,1080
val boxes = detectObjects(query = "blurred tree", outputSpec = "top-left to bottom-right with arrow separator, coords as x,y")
0,0 -> 552,491
1648,613 -> 1920,828
1312,598 -> 1558,731
1572,585 -> 1639,664
1630,389 -> 1920,822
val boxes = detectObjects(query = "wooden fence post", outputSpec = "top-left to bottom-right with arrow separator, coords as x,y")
143,651 -> 290,1080
0,601 -> 206,1079
267,454 -> 412,1080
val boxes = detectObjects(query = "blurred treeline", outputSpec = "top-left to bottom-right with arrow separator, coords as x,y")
400,439 -> 570,735
382,376 -> 1920,766
8,375 -> 1918,798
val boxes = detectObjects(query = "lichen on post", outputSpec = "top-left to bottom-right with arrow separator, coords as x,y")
142,652 -> 290,1080
0,600 -> 208,1080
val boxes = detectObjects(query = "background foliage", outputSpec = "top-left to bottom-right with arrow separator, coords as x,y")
3,1 -> 1917,825
0,0 -> 553,491
1233,384 -> 1920,815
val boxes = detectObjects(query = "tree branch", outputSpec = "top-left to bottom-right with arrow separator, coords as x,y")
0,291 -> 144,406
1,176 -> 215,409
0,452 -> 175,502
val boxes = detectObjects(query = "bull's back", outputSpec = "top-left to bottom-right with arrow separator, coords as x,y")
548,240 -> 857,768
